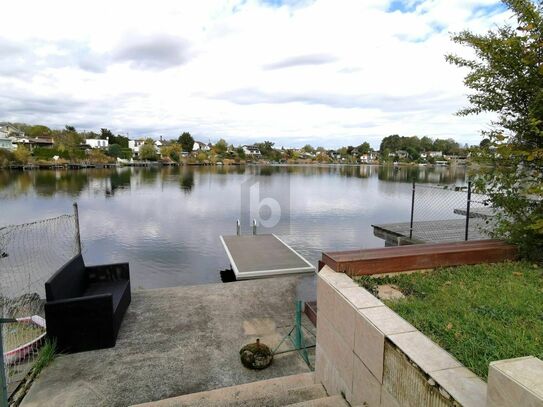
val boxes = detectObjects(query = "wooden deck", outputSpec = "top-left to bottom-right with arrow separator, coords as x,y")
372,218 -> 488,245
220,234 -> 314,280
321,240 -> 518,277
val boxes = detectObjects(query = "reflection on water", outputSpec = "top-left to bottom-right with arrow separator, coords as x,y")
0,165 -> 468,289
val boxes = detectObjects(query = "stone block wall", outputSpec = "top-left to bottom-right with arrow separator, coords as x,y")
315,265 -> 543,407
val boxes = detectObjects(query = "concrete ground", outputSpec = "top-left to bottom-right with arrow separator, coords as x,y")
21,276 -> 316,407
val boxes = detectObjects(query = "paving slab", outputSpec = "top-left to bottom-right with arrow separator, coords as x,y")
20,276 -> 314,407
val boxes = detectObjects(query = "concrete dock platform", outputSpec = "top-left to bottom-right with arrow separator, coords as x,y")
20,276 -> 316,407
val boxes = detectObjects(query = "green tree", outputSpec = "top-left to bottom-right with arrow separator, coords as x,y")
446,0 -> 543,258
357,142 -> 371,154
139,139 -> 157,161
302,144 -> 315,154
27,125 -> 52,139
13,145 -> 30,163
100,128 -> 114,140
236,146 -> 246,159
178,132 -> 194,152
107,144 -> 122,158
214,139 -> 228,154
255,141 -> 275,158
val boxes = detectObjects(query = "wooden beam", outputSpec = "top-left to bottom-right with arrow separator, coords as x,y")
322,240 -> 518,277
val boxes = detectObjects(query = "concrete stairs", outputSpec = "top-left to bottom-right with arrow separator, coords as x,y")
132,372 -> 349,407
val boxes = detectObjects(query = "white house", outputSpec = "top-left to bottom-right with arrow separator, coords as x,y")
359,150 -> 378,163
86,139 -> 109,149
242,145 -> 261,156
0,124 -> 24,139
0,137 -> 15,151
193,141 -> 211,152
128,139 -> 162,156
421,151 -> 443,159
128,139 -> 145,154
388,150 -> 409,159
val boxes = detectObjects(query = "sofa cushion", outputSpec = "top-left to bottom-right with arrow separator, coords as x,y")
83,280 -> 129,311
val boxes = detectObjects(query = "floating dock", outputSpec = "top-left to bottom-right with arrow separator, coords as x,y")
372,218 -> 488,246
220,234 -> 315,280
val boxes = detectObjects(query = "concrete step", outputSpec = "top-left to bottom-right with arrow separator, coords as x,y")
285,395 -> 349,406
132,372 -> 326,407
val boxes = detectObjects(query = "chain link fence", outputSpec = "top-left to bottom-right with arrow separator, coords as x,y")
0,206 -> 81,405
408,182 -> 493,244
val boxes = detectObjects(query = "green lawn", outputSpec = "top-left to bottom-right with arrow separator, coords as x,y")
356,262 -> 543,379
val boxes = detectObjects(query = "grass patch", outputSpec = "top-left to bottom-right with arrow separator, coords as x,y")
33,339 -> 56,375
356,262 -> 543,379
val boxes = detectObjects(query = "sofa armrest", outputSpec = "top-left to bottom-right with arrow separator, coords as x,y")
45,294 -> 115,353
86,262 -> 130,283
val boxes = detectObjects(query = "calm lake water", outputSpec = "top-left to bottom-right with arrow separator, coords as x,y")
0,165 -> 468,293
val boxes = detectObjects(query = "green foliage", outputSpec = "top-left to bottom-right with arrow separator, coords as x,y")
26,125 -> 52,139
13,145 -> 31,163
214,139 -> 228,154
52,127 -> 84,160
447,0 -> 543,259
357,142 -> 371,154
139,142 -> 157,160
302,144 -> 315,154
107,144 -> 122,158
236,146 -> 246,159
379,134 -> 461,156
100,128 -> 113,140
33,339 -> 56,375
161,143 -> 182,162
255,141 -> 275,158
109,133 -> 129,148
357,262 -> 543,379
178,132 -> 194,152
0,149 -> 14,168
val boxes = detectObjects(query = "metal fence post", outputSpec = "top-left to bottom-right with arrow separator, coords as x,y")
294,300 -> 302,350
252,219 -> 257,235
0,323 -> 8,407
409,181 -> 415,239
73,203 -> 82,254
465,181 -> 472,241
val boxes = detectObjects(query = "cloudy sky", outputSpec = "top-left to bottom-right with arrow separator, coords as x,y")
1,0 -> 510,148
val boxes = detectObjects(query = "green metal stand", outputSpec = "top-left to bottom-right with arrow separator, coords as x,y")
0,318 -> 16,407
273,301 -> 313,368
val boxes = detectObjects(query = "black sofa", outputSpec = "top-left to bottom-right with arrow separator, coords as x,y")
44,254 -> 131,353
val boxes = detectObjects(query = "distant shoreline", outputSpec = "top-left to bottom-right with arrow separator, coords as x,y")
1,160 -> 470,171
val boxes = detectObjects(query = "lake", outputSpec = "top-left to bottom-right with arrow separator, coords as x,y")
0,165 -> 468,293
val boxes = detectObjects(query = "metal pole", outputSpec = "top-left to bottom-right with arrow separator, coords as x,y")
252,219 -> 257,235
73,203 -> 82,254
294,300 -> 302,350
236,219 -> 240,236
409,181 -> 415,240
0,323 -> 9,407
465,181 -> 472,241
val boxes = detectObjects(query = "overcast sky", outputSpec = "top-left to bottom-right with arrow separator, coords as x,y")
0,0 -> 510,148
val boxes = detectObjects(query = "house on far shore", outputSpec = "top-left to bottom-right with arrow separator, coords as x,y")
128,138 -> 162,156
12,137 -> 54,150
0,124 -> 25,139
359,150 -> 378,163
242,145 -> 261,157
193,141 -> 211,152
420,151 -> 443,159
388,150 -> 409,159
0,137 -> 15,151
86,139 -> 109,149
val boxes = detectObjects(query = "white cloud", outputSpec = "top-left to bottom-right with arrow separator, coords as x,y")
0,0 -> 511,148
